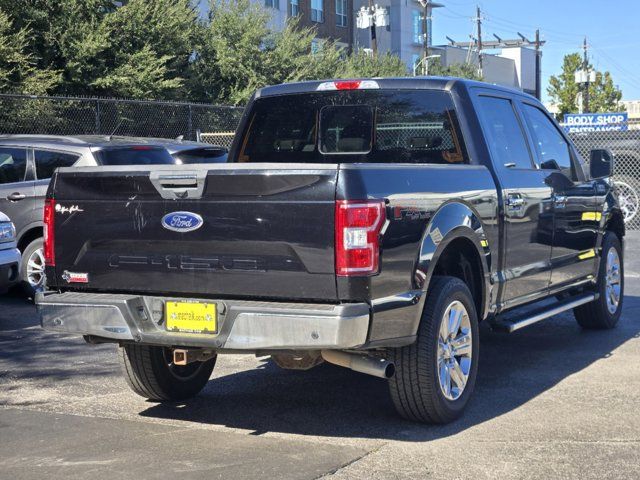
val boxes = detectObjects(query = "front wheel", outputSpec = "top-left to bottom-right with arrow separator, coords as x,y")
574,232 -> 624,329
389,276 -> 479,424
118,345 -> 216,401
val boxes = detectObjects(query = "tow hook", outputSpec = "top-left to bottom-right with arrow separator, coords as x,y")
173,349 -> 216,365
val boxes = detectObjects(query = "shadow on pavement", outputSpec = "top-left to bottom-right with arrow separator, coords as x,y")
139,294 -> 640,442
0,290 -> 116,388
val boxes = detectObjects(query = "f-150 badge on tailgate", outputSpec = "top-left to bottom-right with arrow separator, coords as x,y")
161,212 -> 203,233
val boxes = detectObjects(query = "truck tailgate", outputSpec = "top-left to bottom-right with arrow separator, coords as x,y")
49,164 -> 339,301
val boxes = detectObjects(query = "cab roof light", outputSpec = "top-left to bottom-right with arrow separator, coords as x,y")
316,80 -> 380,91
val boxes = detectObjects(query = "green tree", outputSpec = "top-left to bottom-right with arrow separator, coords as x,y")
0,8 -> 60,94
548,52 -> 623,115
427,60 -> 481,81
189,1 -> 410,105
188,1 -> 344,105
0,0 -> 198,99
336,50 -> 409,78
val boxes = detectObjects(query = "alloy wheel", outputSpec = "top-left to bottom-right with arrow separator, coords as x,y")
26,247 -> 45,289
437,300 -> 473,401
605,247 -> 622,314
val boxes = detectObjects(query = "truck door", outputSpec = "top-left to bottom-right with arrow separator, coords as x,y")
519,102 -> 598,289
475,94 -> 554,308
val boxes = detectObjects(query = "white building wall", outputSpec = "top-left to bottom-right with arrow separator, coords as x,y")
621,100 -> 640,119
499,47 -> 537,95
258,0 -> 288,31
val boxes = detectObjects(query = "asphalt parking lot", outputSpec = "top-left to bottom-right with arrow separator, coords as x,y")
1,234 -> 640,480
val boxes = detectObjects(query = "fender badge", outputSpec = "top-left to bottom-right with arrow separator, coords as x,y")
62,271 -> 89,284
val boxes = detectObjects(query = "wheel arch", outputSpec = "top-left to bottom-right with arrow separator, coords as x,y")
415,201 -> 492,323
17,223 -> 43,252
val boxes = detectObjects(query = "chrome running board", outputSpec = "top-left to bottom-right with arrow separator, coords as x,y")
492,293 -> 597,333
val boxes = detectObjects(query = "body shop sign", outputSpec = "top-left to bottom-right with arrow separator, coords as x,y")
563,112 -> 628,133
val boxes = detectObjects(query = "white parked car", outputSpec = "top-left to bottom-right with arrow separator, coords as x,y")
0,211 -> 20,293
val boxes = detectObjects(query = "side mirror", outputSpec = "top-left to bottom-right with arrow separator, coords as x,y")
540,159 -> 560,171
590,149 -> 614,179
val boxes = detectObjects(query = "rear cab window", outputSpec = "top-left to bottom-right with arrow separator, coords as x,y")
174,147 -> 228,164
235,89 -> 468,164
94,146 -> 175,166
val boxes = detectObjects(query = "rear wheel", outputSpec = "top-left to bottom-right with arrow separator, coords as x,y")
20,238 -> 45,297
118,345 -> 216,401
574,232 -> 623,329
389,276 -> 479,424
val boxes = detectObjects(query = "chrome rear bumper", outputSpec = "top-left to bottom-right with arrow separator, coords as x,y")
37,291 -> 371,351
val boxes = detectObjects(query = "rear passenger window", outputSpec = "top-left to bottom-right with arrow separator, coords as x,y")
0,147 -> 27,184
477,96 -> 533,170
521,104 -> 572,171
34,150 -> 79,180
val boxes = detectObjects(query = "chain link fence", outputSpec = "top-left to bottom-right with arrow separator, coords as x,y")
562,119 -> 640,230
1,94 -> 639,228
0,93 -> 243,149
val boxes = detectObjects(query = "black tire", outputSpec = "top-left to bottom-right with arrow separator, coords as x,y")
19,238 -> 44,297
389,276 -> 480,424
118,344 -> 216,401
574,232 -> 624,329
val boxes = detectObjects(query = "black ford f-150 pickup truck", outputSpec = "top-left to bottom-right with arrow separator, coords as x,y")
37,78 -> 624,424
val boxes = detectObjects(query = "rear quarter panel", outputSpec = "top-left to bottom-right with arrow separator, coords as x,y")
337,164 -> 499,345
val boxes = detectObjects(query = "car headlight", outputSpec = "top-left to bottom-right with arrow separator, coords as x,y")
0,222 -> 16,242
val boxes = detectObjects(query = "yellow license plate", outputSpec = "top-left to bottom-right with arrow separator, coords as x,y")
166,301 -> 217,334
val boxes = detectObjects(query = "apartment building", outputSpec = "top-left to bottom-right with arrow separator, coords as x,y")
199,0 -> 353,48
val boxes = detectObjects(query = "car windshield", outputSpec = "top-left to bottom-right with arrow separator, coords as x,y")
236,89 -> 468,164
174,147 -> 228,164
94,146 -> 175,165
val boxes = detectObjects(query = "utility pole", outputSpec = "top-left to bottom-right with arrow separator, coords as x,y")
418,1 -> 443,75
368,0 -> 377,56
583,37 -> 590,113
534,29 -> 541,100
475,5 -> 483,77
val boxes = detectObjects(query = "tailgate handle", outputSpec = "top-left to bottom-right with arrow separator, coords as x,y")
150,171 -> 207,200
158,175 -> 199,189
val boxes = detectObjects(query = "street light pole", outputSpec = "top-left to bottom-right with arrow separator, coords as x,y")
418,1 -> 443,76
414,54 -> 441,76
583,37 -> 590,113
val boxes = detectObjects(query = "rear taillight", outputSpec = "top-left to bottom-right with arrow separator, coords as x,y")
43,198 -> 55,266
335,200 -> 386,276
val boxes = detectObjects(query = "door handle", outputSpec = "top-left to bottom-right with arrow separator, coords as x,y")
7,192 -> 26,201
506,196 -> 524,207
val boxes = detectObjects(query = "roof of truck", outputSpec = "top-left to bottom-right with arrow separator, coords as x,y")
256,76 -> 536,101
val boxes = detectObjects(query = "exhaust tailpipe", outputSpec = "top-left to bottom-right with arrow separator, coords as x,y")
321,350 -> 395,379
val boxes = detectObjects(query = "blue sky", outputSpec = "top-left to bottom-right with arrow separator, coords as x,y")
430,0 -> 640,101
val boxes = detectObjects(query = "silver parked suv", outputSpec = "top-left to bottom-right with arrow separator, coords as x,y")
0,135 -> 225,295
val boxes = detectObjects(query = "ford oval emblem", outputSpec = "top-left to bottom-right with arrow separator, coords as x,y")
161,211 -> 203,233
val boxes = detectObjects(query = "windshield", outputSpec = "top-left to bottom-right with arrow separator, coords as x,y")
236,89 -> 468,164
95,146 -> 175,165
